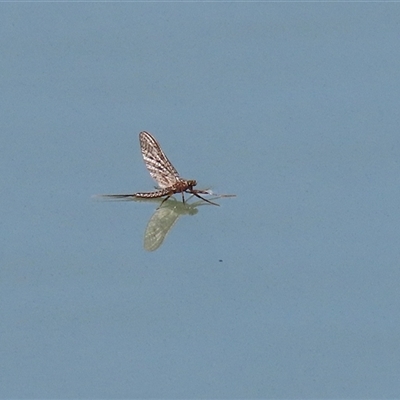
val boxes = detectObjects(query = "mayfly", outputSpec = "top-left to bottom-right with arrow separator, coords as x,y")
102,131 -> 233,206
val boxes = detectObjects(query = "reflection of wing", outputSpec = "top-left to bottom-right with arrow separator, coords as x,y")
144,206 -> 181,251
140,131 -> 180,189
143,200 -> 200,251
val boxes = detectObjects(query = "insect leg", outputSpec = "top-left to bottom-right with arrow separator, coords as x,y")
190,191 -> 220,206
158,195 -> 172,208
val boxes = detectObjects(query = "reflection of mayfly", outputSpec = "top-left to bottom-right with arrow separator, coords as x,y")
103,131 -> 234,206
144,198 -> 207,251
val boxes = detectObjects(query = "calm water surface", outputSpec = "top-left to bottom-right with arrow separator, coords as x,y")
1,4 -> 400,398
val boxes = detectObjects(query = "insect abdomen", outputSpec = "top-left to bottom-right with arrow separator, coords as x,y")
134,189 -> 170,199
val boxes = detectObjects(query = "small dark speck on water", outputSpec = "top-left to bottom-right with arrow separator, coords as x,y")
219,259 -> 223,262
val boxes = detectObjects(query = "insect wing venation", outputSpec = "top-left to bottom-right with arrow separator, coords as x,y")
139,131 -> 180,189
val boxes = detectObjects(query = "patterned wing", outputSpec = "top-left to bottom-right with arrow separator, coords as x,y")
139,131 -> 180,189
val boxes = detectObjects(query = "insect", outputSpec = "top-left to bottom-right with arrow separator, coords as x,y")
102,131 -> 229,206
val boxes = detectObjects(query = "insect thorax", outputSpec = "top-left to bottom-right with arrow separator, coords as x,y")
173,179 -> 197,192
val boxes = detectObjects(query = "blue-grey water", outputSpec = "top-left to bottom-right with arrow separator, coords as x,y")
1,4 -> 400,398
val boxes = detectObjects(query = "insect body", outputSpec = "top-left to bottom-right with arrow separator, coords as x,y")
104,131 -> 220,206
